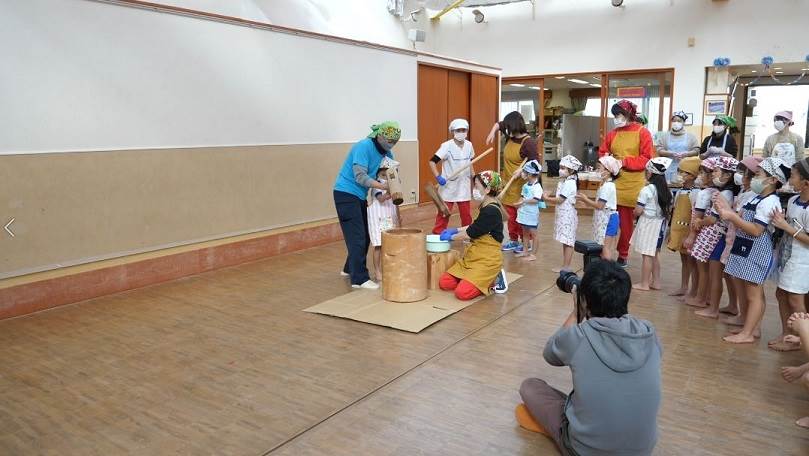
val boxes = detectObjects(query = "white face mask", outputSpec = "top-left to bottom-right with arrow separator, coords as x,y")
671,174 -> 684,185
712,176 -> 726,187
559,169 -> 569,178
614,116 -> 627,128
694,176 -> 704,188
454,131 -> 468,141
472,188 -> 484,201
774,120 -> 786,132
733,172 -> 743,186
713,125 -> 726,135
671,122 -> 684,132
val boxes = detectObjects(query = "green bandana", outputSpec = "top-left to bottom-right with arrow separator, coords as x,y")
715,115 -> 737,130
368,121 -> 402,142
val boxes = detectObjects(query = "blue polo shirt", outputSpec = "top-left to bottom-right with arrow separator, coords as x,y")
333,138 -> 394,199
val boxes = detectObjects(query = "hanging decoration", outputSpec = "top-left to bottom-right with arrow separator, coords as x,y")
713,57 -> 731,68
734,54 -> 809,88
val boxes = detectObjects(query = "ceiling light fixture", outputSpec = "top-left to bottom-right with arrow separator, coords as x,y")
528,86 -> 541,90
509,83 -> 525,87
472,9 -> 485,23
555,76 -> 566,79
776,71 -> 784,74
612,0 -> 624,7
568,79 -> 590,84
773,67 -> 783,70
751,70 -> 757,73
590,83 -> 601,87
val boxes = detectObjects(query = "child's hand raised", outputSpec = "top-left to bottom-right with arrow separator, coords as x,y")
576,193 -> 590,201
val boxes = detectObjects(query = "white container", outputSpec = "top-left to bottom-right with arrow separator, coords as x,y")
425,234 -> 450,253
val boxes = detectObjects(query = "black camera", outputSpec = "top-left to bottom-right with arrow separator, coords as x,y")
555,240 -> 603,294
556,270 -> 580,294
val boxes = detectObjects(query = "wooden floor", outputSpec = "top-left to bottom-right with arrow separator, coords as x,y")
2,212 -> 808,455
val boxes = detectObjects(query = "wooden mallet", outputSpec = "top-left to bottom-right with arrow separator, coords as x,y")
424,147 -> 494,216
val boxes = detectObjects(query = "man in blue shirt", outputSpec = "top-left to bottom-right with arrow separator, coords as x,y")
333,121 -> 400,289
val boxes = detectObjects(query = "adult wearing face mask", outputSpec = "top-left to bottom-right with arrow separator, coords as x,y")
655,112 -> 700,183
699,115 -> 738,160
599,100 -> 654,268
763,110 -> 805,166
486,111 -> 540,253
430,118 -> 475,234
333,121 -> 400,290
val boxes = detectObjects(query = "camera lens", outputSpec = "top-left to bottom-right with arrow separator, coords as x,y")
556,271 -> 580,294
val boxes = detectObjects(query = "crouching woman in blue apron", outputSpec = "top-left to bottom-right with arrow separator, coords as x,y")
333,121 -> 400,290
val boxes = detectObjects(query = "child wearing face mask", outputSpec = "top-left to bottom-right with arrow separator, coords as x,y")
655,111 -> 701,183
578,155 -> 621,260
631,158 -> 673,291
683,158 -> 719,307
718,157 -> 763,319
717,157 -> 787,344
514,160 -> 544,261
544,155 -> 582,272
699,115 -> 739,160
769,158 -> 809,351
667,157 -> 701,298
430,119 -> 475,234
693,156 -> 740,319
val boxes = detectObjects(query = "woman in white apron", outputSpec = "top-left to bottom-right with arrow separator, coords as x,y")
763,110 -> 805,167
655,111 -> 700,183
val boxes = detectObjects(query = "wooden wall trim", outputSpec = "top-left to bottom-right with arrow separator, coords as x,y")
0,204 -> 438,320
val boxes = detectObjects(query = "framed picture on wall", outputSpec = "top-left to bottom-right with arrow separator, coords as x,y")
704,96 -> 728,116
684,113 -> 694,126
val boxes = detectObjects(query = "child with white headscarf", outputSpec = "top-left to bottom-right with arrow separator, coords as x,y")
543,155 -> 582,272
631,157 -> 673,291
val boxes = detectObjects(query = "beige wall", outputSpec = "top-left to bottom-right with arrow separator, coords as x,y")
0,142 -> 419,278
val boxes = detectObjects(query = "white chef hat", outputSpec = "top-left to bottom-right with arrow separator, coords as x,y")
449,118 -> 469,132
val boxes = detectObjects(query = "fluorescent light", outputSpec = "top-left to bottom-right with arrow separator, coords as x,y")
590,83 -> 601,87
509,83 -> 525,87
568,79 -> 589,84
751,70 -> 757,73
555,76 -> 566,79
543,88 -> 549,91
773,67 -> 782,70
776,71 -> 784,74
528,86 -> 541,90
802,68 -> 809,71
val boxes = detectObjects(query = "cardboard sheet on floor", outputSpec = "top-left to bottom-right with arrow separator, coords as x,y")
303,273 -> 522,333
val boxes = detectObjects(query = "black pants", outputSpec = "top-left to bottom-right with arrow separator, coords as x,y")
334,190 -> 370,285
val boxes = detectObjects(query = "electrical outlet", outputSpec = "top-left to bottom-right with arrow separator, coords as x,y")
410,190 -> 417,202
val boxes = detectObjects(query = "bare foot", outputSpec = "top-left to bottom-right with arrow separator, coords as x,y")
727,326 -> 761,338
770,340 -> 802,352
650,283 -> 662,290
685,297 -> 708,308
694,308 -> 719,319
723,333 -> 756,344
669,288 -> 687,297
524,254 -> 537,262
718,306 -> 738,316
796,417 -> 809,429
721,314 -> 745,326
515,251 -> 527,258
784,335 -> 802,344
632,284 -> 651,291
782,365 -> 809,382
551,267 -> 562,273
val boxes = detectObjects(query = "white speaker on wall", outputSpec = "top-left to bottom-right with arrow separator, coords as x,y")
408,29 -> 426,43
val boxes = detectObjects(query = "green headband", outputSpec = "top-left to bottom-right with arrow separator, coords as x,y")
368,121 -> 402,142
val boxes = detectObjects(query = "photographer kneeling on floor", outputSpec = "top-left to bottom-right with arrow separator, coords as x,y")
516,260 -> 662,456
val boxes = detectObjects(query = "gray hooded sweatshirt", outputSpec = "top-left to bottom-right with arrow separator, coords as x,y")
543,315 -> 661,456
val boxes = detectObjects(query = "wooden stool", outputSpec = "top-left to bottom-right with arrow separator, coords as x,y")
427,249 -> 460,290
